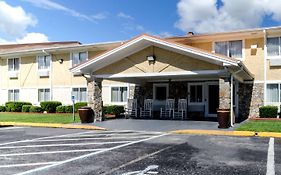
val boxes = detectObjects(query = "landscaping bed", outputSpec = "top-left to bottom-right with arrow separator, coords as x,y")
236,120 -> 281,132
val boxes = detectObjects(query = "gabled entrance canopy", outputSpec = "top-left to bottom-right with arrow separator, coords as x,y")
70,34 -> 253,82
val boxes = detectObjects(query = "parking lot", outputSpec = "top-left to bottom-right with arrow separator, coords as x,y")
0,126 -> 280,175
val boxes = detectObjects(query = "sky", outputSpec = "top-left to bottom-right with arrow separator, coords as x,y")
1,0 -> 281,44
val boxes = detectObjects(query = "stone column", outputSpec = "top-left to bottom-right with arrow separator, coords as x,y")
87,77 -> 102,121
219,77 -> 231,109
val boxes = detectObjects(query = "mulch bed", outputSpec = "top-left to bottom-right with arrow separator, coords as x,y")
250,117 -> 281,121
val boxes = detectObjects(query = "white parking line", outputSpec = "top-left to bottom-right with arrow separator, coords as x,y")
0,130 -> 95,146
266,137 -> 275,175
64,133 -> 160,138
0,141 -> 131,149
27,136 -> 150,142
16,133 -> 168,175
0,162 -> 60,168
0,127 -> 25,130
0,148 -> 105,157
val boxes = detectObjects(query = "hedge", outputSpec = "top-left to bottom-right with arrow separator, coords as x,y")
22,105 -> 32,112
40,101 -> 62,113
29,106 -> 43,113
103,105 -> 125,115
56,105 -> 65,113
74,102 -> 87,112
259,106 -> 278,118
65,105 -> 73,113
5,102 -> 32,112
0,106 -> 6,112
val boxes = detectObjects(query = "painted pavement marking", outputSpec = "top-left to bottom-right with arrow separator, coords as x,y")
15,133 -> 168,175
266,137 -> 275,175
0,127 -> 26,131
0,162 -> 60,168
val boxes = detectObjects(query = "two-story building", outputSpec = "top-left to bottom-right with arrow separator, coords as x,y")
2,26 -> 281,124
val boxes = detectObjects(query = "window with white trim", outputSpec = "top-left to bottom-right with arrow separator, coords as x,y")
72,88 -> 87,102
267,37 -> 281,57
189,85 -> 203,103
8,89 -> 19,101
266,84 -> 281,103
38,55 -> 51,70
71,51 -> 87,66
8,58 -> 19,71
214,40 -> 242,58
38,89 -> 50,102
111,87 -> 127,102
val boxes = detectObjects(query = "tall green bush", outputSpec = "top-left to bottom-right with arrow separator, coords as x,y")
65,105 -> 73,113
40,101 -> 62,113
103,105 -> 124,115
5,102 -> 32,112
259,106 -> 278,118
56,105 -> 65,113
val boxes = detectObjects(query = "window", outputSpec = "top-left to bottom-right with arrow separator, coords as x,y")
38,89 -> 50,102
8,58 -> 19,71
189,85 -> 203,103
111,87 -> 127,102
214,40 -> 242,58
266,84 -> 280,102
71,51 -> 87,66
8,89 -> 19,101
267,37 -> 280,56
38,55 -> 51,70
72,88 -> 87,102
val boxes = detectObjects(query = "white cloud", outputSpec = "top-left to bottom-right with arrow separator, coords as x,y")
0,0 -> 37,37
16,32 -> 49,43
117,12 -> 134,20
92,12 -> 108,20
175,0 -> 281,33
23,0 -> 95,22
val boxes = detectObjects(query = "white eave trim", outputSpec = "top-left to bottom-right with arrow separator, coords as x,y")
71,35 -> 238,73
94,70 -> 227,79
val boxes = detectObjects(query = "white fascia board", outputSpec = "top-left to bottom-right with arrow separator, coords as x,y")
71,35 -> 238,73
94,70 -> 226,79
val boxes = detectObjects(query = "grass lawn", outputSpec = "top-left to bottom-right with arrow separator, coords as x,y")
0,112 -> 81,124
236,120 -> 281,132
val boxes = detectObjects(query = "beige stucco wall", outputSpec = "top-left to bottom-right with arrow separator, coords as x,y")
95,46 -> 222,75
242,38 -> 264,81
189,42 -> 212,52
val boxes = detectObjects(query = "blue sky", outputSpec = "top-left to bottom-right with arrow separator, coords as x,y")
1,0 -> 281,44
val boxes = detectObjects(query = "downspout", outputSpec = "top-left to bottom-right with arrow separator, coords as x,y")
230,74 -> 234,127
263,29 -> 267,106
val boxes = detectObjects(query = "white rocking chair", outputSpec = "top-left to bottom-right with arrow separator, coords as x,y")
125,99 -> 138,118
174,99 -> 187,120
140,99 -> 153,118
160,99 -> 175,119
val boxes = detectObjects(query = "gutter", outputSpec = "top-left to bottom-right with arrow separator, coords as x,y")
237,61 -> 255,80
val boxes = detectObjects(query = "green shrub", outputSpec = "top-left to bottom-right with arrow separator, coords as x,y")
259,106 -> 278,118
40,101 -> 62,113
5,102 -> 32,112
74,102 -> 87,112
65,105 -> 73,113
0,106 -> 6,112
103,105 -> 124,115
29,106 -> 43,113
22,105 -> 32,112
56,105 -> 65,113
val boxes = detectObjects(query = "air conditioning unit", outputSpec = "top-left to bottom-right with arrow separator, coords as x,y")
38,70 -> 50,77
8,71 -> 18,79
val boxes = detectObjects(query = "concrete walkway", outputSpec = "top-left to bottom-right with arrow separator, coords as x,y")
93,119 -> 233,132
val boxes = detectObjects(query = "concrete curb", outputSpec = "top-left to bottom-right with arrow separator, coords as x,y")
0,122 -> 107,131
171,129 -> 281,138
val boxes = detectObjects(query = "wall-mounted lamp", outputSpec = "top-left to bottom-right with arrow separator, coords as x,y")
147,55 -> 156,64
58,59 -> 64,64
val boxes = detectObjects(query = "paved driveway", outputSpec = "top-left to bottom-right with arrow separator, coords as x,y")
93,119 -> 231,132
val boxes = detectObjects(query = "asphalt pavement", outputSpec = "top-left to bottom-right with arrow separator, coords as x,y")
0,126 -> 279,175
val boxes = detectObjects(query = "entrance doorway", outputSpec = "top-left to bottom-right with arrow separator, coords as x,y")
207,84 -> 219,117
